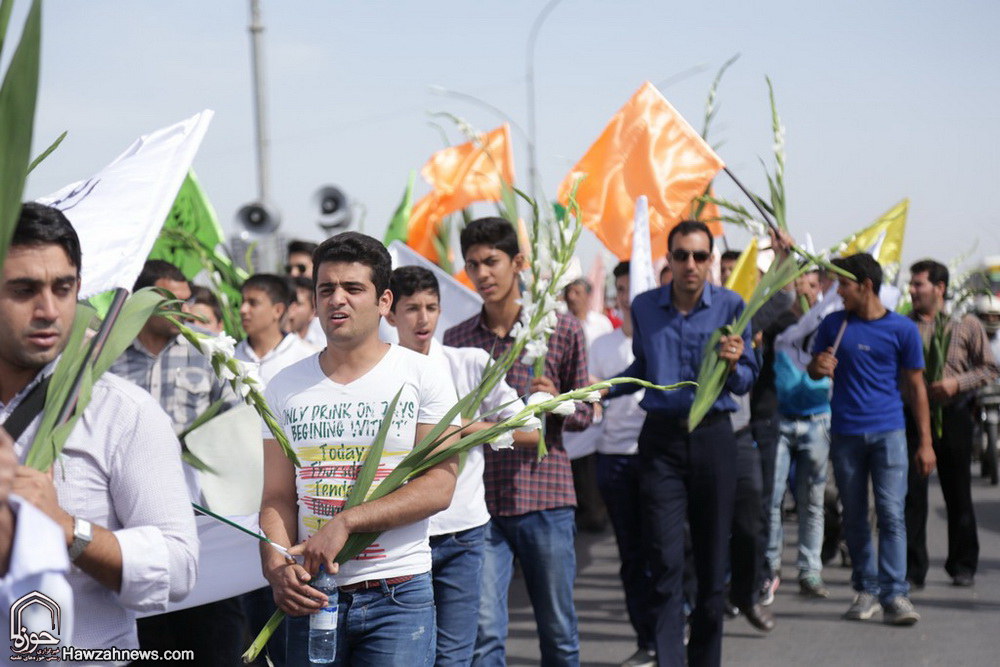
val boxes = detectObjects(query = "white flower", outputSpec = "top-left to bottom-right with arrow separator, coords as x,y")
233,377 -> 253,400
201,333 -> 237,359
581,390 -> 602,403
516,414 -> 542,432
489,430 -> 514,451
550,400 -> 576,416
217,363 -> 236,382
560,225 -> 575,247
509,321 -> 527,342
553,270 -> 575,292
521,338 -> 548,365
526,391 -> 555,406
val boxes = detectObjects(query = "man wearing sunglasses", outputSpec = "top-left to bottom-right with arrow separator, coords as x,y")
605,220 -> 758,667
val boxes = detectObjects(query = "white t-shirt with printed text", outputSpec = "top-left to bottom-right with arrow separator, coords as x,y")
264,344 -> 458,584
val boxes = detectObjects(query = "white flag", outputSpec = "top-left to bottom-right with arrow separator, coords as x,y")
629,195 -> 658,303
37,111 -> 214,298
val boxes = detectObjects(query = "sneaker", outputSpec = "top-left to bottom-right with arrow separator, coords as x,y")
882,596 -> 920,626
620,648 -> 656,667
843,592 -> 879,621
799,574 -> 830,598
759,575 -> 780,606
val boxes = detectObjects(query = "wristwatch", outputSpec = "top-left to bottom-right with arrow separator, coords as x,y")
68,517 -> 92,562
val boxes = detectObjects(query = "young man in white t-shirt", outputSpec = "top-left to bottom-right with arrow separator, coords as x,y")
386,266 -> 536,666
260,233 -> 460,665
236,274 -> 319,384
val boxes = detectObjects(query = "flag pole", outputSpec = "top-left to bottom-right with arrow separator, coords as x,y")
722,167 -> 780,234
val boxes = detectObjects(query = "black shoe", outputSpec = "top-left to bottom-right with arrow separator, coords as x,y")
740,603 -> 775,633
724,599 -> 741,619
952,573 -> 974,587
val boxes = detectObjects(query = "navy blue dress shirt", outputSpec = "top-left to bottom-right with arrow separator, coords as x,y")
608,282 -> 758,418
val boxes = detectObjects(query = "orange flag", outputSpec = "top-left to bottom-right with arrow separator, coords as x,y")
407,124 -> 515,264
558,82 -> 725,260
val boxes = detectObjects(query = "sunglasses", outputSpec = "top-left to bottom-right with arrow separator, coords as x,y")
670,249 -> 712,263
285,263 -> 309,274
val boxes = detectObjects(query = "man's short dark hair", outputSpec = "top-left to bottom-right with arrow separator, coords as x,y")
459,217 -> 521,260
292,276 -> 316,308
909,259 -> 949,292
189,285 -> 223,323
667,220 -> 714,254
832,253 -> 882,295
312,231 -> 392,295
613,261 -> 630,279
134,259 -> 187,292
243,273 -> 294,308
287,239 -> 317,257
12,202 -> 82,275
721,250 -> 742,263
389,266 -> 440,312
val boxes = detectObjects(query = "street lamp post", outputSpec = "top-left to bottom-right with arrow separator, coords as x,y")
248,0 -> 271,204
526,0 -> 564,203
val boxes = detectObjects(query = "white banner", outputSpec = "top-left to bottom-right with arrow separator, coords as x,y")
37,111 -> 214,298
629,195 -> 658,303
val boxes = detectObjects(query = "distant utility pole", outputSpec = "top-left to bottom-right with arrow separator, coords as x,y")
248,0 -> 271,204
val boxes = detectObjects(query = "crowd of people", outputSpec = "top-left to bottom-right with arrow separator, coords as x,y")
1,202 -> 999,667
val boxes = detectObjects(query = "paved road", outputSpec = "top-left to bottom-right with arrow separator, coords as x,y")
505,470 -> 1000,666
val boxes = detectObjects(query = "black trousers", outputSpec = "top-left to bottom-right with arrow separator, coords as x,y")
136,596 -> 246,666
752,416 -> 781,582
728,427 -> 763,609
639,413 -> 737,667
904,404 -> 979,583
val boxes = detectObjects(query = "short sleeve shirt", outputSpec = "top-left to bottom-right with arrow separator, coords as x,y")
813,310 -> 923,435
264,345 -> 458,584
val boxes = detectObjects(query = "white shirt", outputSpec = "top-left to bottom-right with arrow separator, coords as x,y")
1,495 -> 74,659
12,372 -> 198,654
235,332 -> 320,385
264,345 -> 458,585
305,317 -> 327,349
580,310 -> 614,348
590,328 -> 645,455
428,342 -> 524,535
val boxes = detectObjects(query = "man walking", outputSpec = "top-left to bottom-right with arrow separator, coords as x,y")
260,232 -> 460,665
606,220 -> 758,667
904,259 -> 998,588
808,253 -> 935,625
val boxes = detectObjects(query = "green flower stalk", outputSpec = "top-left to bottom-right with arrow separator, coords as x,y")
242,375 -> 693,662
924,312 -> 951,438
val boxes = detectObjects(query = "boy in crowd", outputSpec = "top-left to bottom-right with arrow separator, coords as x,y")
235,273 -> 318,384
386,265 -> 536,666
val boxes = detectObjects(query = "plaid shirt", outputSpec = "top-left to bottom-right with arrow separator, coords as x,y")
444,309 -> 593,516
910,312 -> 1000,400
109,335 -> 238,433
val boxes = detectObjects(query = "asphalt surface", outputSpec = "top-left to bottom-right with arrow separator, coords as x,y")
505,469 -> 1000,666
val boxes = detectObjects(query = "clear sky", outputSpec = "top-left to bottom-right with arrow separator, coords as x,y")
16,0 -> 1000,276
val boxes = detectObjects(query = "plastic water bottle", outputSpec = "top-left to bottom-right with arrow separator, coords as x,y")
308,565 -> 338,663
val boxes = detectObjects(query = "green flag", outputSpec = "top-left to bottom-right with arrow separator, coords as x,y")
383,170 -> 416,246
149,170 -> 225,278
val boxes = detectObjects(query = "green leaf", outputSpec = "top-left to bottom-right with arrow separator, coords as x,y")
93,288 -> 170,377
0,0 -> 15,59
382,171 -> 416,246
181,449 -> 217,475
0,0 -> 41,276
343,387 -> 403,509
177,396 -> 227,440
27,130 -> 67,174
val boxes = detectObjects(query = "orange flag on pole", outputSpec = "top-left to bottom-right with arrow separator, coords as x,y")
406,124 -> 515,264
558,82 -> 725,261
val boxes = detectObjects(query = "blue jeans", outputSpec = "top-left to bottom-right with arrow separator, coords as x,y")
473,509 -> 579,667
285,572 -> 435,666
596,454 -> 654,651
767,413 -> 830,577
430,524 -> 486,666
830,429 -> 909,603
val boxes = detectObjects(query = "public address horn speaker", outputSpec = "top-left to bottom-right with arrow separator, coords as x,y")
314,185 -> 352,234
236,201 -> 281,234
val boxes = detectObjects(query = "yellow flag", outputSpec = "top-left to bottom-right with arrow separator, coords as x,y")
840,198 -> 908,268
724,238 -> 759,302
